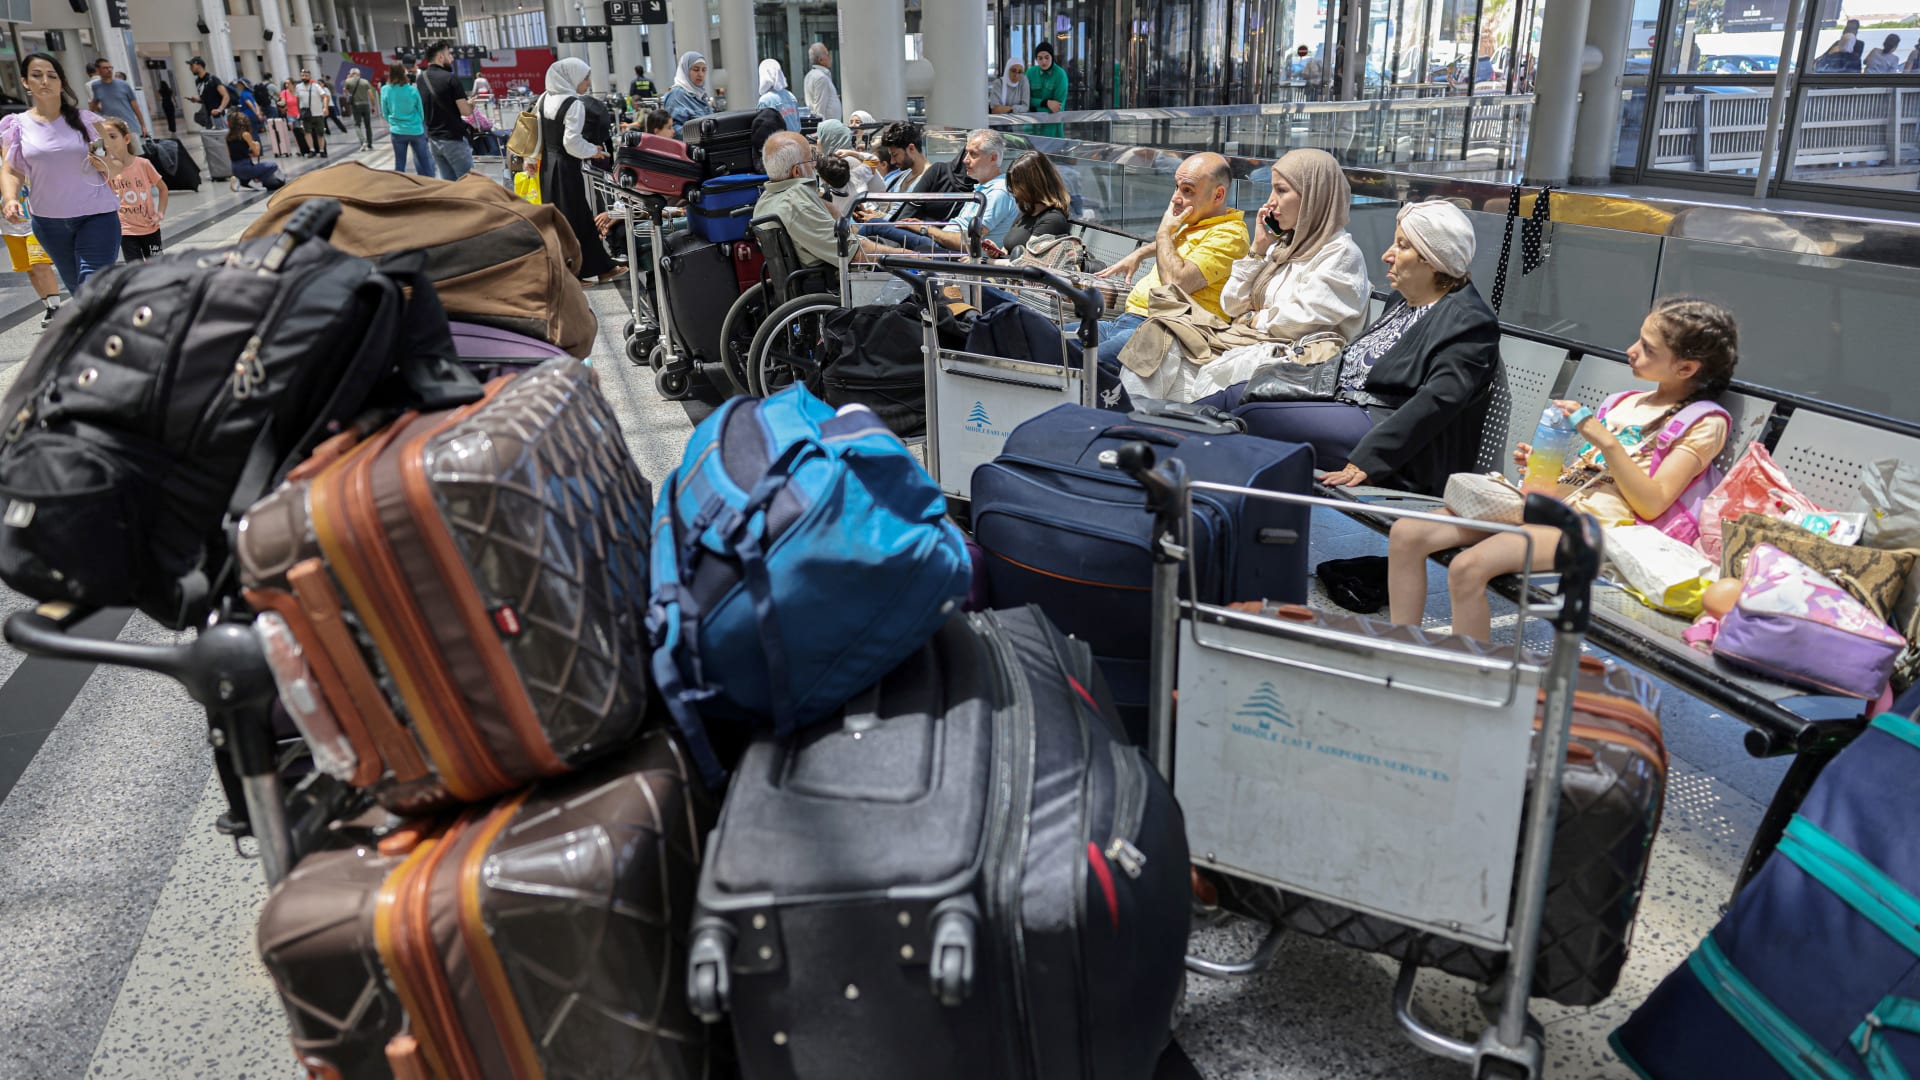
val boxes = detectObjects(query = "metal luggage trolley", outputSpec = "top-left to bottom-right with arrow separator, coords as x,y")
736,192 -> 986,400
1119,443 -> 1606,1080
875,255 -> 1105,507
587,167 -> 705,398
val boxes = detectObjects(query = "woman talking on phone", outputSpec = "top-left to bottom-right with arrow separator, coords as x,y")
0,53 -> 121,295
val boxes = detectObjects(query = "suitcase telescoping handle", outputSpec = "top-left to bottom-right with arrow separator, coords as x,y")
3,602 -> 296,885
261,197 -> 342,272
837,192 -> 990,259
873,255 -> 1105,352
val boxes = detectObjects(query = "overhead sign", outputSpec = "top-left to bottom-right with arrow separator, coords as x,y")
414,4 -> 456,33
639,0 -> 668,24
106,0 -> 130,28
452,44 -> 489,60
555,24 -> 611,43
604,1 -> 639,26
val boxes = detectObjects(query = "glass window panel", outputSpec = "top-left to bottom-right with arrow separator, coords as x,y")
1664,0 -> 1795,75
1782,83 -> 1920,189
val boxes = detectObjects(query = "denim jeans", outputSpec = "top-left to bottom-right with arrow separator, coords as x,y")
392,132 -> 435,177
430,136 -> 473,181
1065,311 -> 1146,368
861,224 -> 939,253
34,210 -> 121,296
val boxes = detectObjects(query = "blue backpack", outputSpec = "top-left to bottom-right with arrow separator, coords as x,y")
647,386 -> 971,784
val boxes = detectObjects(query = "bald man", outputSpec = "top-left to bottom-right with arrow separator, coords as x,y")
1089,151 -> 1248,365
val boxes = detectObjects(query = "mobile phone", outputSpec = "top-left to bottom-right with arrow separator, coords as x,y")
1262,211 -> 1282,234
88,139 -> 105,156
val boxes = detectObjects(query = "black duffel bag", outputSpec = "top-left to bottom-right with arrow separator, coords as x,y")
0,199 -> 481,628
817,297 -> 969,437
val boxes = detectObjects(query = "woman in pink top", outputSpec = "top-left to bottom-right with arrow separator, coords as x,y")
98,118 -> 165,261
0,53 -> 121,294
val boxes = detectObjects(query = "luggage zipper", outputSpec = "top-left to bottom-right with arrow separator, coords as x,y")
186,262 -> 329,453
376,818 -> 489,1080
456,790 -> 545,1080
5,270 -> 142,443
1687,935 -> 1855,1080
975,611 -> 1042,1079
1104,742 -> 1149,879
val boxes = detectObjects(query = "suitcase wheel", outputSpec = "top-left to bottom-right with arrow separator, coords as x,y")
930,898 -> 979,1007
687,925 -> 733,1023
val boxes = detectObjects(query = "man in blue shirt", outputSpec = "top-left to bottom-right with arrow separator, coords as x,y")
88,59 -> 150,153
900,128 -> 1017,252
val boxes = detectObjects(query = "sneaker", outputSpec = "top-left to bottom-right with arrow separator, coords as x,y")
229,176 -> 238,191
38,304 -> 57,330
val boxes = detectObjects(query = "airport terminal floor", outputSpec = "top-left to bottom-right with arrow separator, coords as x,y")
0,138 -> 1808,1079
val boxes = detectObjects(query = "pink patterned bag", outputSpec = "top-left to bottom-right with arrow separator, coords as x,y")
1712,544 -> 1906,699
1696,443 -> 1824,561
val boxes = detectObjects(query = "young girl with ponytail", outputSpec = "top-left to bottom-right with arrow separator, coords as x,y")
1387,297 -> 1741,641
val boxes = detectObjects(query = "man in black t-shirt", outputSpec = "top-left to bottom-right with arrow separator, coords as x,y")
189,56 -> 229,128
416,41 -> 473,180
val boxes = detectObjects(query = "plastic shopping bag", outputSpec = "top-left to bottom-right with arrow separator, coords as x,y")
1851,458 -> 1920,551
1607,524 -> 1721,617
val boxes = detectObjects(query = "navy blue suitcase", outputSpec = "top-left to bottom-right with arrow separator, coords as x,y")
1611,710 -> 1920,1078
969,404 -> 1313,738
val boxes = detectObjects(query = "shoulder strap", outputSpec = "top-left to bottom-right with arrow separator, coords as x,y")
1656,400 -> 1731,447
1596,389 -> 1637,419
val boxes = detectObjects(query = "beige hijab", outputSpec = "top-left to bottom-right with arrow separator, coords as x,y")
1227,148 -> 1352,319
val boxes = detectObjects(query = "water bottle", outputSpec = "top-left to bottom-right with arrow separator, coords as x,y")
1526,405 -> 1577,483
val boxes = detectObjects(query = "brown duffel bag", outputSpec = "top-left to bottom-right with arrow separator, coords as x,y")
256,729 -> 715,1080
243,162 -> 596,357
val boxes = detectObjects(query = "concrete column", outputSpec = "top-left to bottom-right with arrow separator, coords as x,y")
669,0 -> 711,63
200,0 -> 239,81
360,7 -> 378,53
612,26 -> 646,101
259,0 -> 293,84
319,0 -> 342,52
170,40 -> 204,132
920,0 -> 986,129
837,0 -> 903,120
1521,0 -> 1594,187
285,0 -> 320,70
715,0 -> 755,107
1570,0 -> 1634,184
547,0 -> 586,80
240,52 -> 264,82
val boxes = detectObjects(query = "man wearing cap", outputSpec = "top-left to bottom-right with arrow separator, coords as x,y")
189,56 -> 229,128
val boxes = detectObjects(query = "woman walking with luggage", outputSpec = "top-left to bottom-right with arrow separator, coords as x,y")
0,53 -> 122,296
662,51 -> 713,136
1387,298 -> 1739,641
537,58 -> 624,284
381,62 -> 433,177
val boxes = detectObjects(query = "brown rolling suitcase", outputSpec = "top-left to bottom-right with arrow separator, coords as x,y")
241,163 -> 597,357
256,730 -> 715,1079
237,357 -> 654,810
1210,603 -> 1668,1006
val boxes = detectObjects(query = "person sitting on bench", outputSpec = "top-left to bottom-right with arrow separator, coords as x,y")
1386,297 -> 1739,641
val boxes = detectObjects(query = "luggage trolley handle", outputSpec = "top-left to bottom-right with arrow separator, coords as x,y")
873,256 -> 1106,351
3,602 -> 295,885
838,191 -> 989,259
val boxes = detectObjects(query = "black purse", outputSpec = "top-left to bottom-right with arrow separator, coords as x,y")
1241,335 -> 1348,403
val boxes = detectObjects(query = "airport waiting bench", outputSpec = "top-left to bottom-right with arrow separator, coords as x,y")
1332,304 -> 1920,899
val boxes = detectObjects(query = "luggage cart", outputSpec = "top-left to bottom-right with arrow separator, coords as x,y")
1120,443 -> 1606,1080
876,256 -> 1105,507
588,168 -> 696,397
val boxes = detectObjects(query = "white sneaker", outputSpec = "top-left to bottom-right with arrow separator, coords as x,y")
229,176 -> 239,191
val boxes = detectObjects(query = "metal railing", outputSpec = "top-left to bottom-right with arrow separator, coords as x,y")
1655,86 -> 1920,176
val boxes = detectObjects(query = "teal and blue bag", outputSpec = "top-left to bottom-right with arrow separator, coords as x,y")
647,385 -> 971,785
1612,711 -> 1920,1078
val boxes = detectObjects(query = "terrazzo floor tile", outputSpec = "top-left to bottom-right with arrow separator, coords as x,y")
85,772 -> 297,1080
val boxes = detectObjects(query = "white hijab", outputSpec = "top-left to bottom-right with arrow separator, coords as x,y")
673,51 -> 710,104
541,57 -> 591,118
1396,199 -> 1476,279
758,59 -> 787,97
997,59 -> 1028,105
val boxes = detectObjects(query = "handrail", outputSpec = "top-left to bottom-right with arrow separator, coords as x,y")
985,96 -> 1539,127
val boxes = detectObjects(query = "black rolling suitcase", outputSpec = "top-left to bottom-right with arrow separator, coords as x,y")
682,109 -> 759,177
662,230 -> 748,369
969,403 -> 1314,738
143,137 -> 202,191
686,606 -> 1190,1080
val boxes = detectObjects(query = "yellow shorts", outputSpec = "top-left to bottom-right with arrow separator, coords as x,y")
5,233 -> 50,272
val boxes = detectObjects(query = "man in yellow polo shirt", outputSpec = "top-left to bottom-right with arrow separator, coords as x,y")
1089,150 -> 1247,367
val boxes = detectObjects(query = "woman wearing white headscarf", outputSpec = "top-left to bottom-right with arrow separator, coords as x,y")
989,58 -> 1029,114
757,58 -> 801,131
1207,198 -> 1499,496
662,50 -> 713,136
537,57 -> 623,283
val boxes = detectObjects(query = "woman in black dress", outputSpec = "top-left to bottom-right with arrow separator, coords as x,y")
537,57 -> 624,284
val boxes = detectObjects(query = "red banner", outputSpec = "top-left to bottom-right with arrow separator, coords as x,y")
345,48 -> 557,97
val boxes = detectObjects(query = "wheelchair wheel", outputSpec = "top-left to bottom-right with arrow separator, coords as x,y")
749,293 -> 841,398
716,282 -> 766,398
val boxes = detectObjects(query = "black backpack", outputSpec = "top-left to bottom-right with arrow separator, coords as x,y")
0,199 -> 481,628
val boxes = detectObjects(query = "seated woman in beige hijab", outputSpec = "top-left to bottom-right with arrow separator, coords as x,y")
1117,148 -> 1370,403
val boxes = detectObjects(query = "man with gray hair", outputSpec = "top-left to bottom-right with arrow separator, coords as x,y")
752,131 -> 905,268
899,128 -> 1018,252
342,66 -> 377,151
803,43 -> 841,121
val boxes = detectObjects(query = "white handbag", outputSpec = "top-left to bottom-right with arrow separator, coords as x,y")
1443,472 -> 1527,524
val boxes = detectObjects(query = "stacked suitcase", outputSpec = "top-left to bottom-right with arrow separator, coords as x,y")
681,109 -> 760,178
